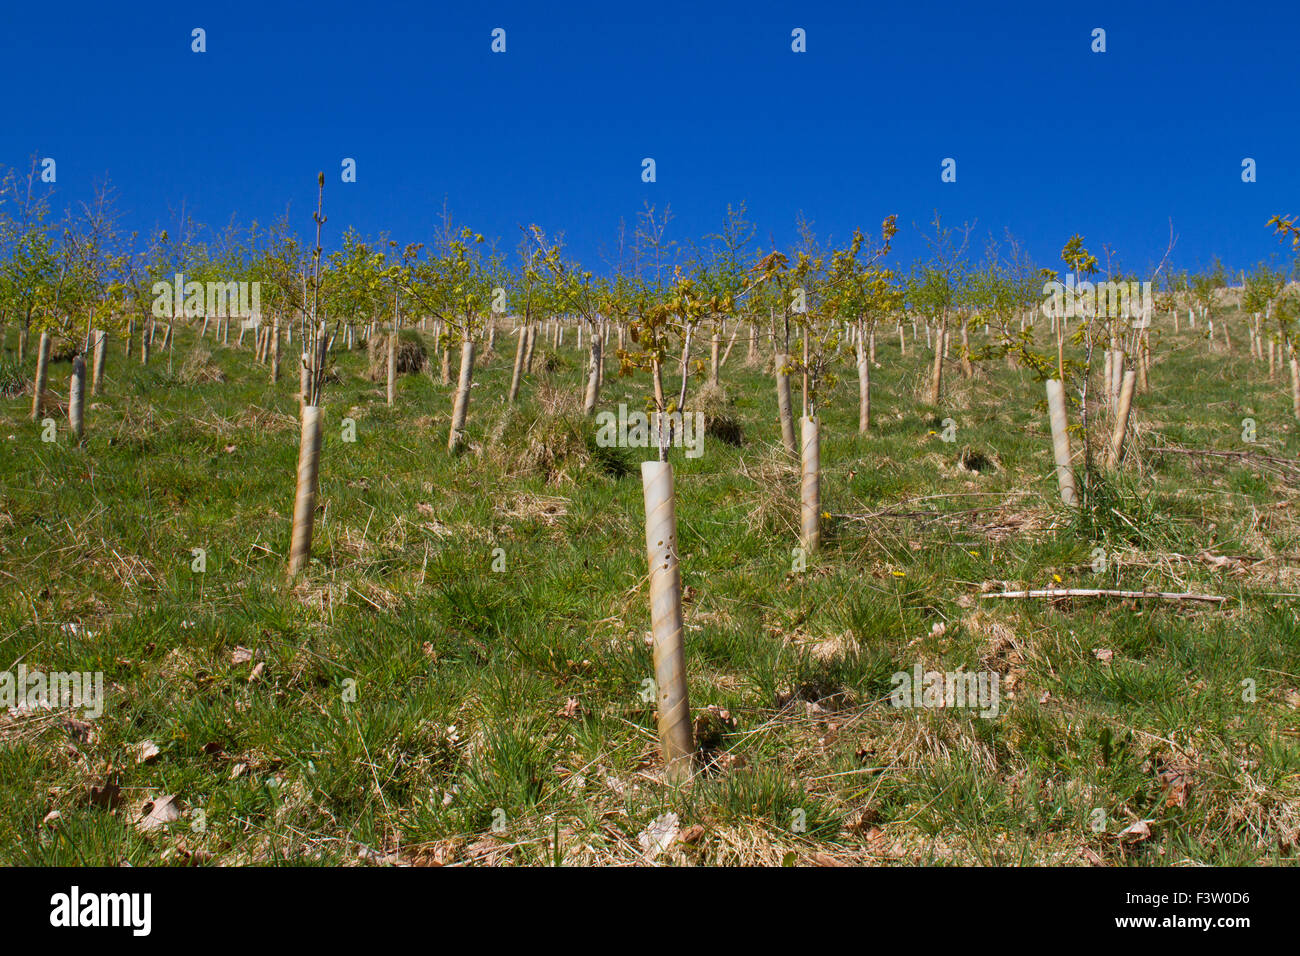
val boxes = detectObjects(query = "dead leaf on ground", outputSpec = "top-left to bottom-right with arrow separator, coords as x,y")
806,851 -> 846,866
133,740 -> 160,764
63,717 -> 93,742
137,794 -> 181,832
1119,820 -> 1152,844
637,812 -> 680,860
678,824 -> 705,845
1080,847 -> 1107,866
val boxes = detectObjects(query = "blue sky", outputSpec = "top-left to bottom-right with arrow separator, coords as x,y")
3,0 -> 1297,277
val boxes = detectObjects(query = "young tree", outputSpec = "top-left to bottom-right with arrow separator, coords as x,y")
910,213 -> 973,405
287,173 -> 331,579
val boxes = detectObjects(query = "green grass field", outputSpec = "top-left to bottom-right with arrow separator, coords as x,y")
2,313 -> 1298,866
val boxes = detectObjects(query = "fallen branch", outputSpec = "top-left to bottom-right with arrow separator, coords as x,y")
982,588 -> 1226,604
1156,446 -> 1300,476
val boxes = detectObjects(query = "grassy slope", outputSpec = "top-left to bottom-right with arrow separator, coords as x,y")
0,315 -> 1297,866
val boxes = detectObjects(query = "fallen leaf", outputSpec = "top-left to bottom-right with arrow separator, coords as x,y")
63,718 -> 93,742
637,812 -> 680,860
678,824 -> 705,845
357,843 -> 401,866
1119,820 -> 1152,843
1159,768 -> 1193,808
556,697 -> 581,719
807,851 -> 846,867
1197,550 -> 1244,572
230,646 -> 254,665
247,661 -> 266,683
133,740 -> 160,765
1093,647 -> 1114,663
137,794 -> 181,832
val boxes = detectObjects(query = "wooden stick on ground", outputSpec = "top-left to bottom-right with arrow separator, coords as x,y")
982,588 -> 1225,604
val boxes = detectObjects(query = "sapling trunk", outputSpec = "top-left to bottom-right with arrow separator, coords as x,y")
928,320 -> 946,404
640,460 -> 694,784
856,335 -> 871,434
960,323 -> 972,378
299,351 -> 311,409
800,416 -> 821,552
1045,378 -> 1078,507
440,344 -> 451,385
1291,356 -> 1300,423
1138,330 -> 1150,392
1106,370 -> 1138,468
30,331 -> 51,419
140,323 -> 150,365
709,331 -> 720,384
69,356 -> 86,443
719,322 -> 739,370
596,324 -> 605,388
583,331 -> 602,415
271,317 -> 281,383
523,322 -> 537,373
447,340 -> 475,453
91,329 -> 107,396
508,324 -> 526,404
287,405 -> 323,578
775,352 -> 797,454
386,330 -> 397,407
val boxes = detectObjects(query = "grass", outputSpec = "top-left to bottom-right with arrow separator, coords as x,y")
1,314 -> 1298,866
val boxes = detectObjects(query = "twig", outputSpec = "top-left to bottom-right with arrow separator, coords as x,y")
982,588 -> 1226,604
1157,446 -> 1300,475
